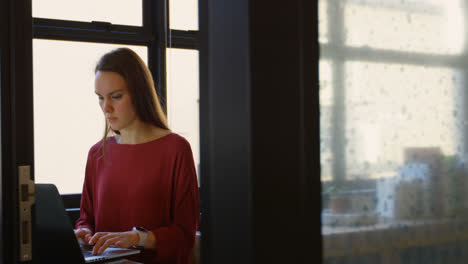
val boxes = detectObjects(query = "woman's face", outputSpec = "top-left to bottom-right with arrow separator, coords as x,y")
95,71 -> 138,132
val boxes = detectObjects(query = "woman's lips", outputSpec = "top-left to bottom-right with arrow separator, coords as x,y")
107,117 -> 117,123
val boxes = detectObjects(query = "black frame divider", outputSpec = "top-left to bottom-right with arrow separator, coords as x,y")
33,18 -> 151,45
143,0 -> 169,112
199,0 -> 320,263
1,0 -> 34,263
169,30 -> 199,50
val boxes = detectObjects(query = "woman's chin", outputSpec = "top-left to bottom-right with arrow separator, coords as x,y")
110,124 -> 121,131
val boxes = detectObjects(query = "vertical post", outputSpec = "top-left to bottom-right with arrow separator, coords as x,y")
199,0 -> 320,263
1,0 -> 34,263
143,0 -> 168,113
328,0 -> 347,185
199,0 -> 252,262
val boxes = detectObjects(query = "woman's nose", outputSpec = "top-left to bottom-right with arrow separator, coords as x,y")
102,100 -> 113,113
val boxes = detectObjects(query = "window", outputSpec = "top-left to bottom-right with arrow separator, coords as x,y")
169,0 -> 198,30
167,1 -> 200,179
166,48 -> 200,177
33,40 -> 147,193
320,0 -> 468,262
32,1 -> 200,195
32,1 -> 147,195
33,0 -> 143,26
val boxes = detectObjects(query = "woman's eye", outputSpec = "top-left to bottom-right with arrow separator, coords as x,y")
112,94 -> 122,100
98,96 -> 104,101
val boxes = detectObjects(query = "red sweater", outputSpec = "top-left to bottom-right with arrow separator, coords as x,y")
76,133 -> 200,264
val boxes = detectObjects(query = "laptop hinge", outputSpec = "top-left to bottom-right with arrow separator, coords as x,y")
18,165 -> 35,261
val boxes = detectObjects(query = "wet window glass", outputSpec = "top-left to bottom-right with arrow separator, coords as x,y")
320,0 -> 468,263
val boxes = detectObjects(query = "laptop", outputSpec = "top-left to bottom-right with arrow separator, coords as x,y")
34,183 -> 140,263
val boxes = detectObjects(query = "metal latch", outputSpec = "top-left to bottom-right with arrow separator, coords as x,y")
18,165 -> 35,262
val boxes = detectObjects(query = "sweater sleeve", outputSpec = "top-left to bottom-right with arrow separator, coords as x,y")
151,141 -> 200,262
75,147 -> 96,232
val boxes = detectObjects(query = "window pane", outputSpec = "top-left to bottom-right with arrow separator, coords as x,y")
32,0 -> 142,26
319,0 -> 328,44
166,48 -> 200,177
345,63 -> 459,167
320,60 -> 333,182
33,40 -> 147,194
169,0 -> 198,30
321,0 -> 468,262
344,0 -> 464,54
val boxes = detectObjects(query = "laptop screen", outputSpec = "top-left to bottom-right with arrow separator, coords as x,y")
33,184 -> 140,264
33,183 -> 85,264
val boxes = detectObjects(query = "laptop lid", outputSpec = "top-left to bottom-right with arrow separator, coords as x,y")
34,183 -> 84,264
34,184 -> 140,264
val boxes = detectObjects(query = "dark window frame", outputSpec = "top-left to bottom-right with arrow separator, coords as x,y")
2,1 -> 34,263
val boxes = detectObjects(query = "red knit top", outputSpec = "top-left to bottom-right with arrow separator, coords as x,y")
75,133 -> 200,264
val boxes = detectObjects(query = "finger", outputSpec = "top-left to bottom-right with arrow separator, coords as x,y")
84,234 -> 92,244
89,232 -> 108,245
75,228 -> 92,237
74,229 -> 87,238
93,233 -> 116,255
98,237 -> 120,255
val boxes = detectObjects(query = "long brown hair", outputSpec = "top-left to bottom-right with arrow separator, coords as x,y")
95,48 -> 169,158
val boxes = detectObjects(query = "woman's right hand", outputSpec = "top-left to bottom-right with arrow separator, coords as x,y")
74,228 -> 93,245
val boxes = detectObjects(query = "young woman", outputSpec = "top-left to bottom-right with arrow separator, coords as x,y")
74,48 -> 199,264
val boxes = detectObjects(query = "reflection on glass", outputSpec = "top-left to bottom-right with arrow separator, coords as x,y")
33,40 -> 147,193
320,0 -> 468,263
345,62 -> 459,171
33,0 -> 142,26
169,0 -> 198,30
166,48 -> 200,176
344,0 -> 464,54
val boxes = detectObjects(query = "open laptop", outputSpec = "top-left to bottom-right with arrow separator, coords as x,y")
34,183 -> 140,263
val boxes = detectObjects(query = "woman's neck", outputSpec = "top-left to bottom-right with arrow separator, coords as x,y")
117,121 -> 169,145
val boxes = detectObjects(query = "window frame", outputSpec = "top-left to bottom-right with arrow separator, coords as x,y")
2,1 -> 34,263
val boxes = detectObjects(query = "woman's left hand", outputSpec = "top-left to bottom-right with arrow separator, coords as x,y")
88,230 -> 140,255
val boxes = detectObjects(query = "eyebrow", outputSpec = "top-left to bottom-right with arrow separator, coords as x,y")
94,89 -> 124,96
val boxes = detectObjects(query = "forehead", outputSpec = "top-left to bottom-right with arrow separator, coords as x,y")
95,71 -> 128,94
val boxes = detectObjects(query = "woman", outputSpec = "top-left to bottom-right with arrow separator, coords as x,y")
74,48 -> 199,264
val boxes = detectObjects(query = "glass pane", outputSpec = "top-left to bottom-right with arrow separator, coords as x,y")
32,0 -> 142,26
166,48 -> 200,177
319,0 -> 328,43
344,0 -> 464,54
33,40 -> 147,194
320,60 -> 333,182
321,0 -> 468,263
169,0 -> 198,30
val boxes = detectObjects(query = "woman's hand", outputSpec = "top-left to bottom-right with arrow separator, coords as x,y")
88,231 -> 140,255
74,228 -> 93,245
